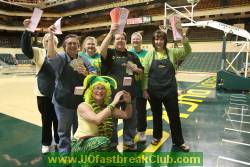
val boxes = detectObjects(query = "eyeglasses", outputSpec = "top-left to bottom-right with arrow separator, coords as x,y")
93,86 -> 106,91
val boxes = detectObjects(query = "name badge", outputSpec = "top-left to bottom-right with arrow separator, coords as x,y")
158,65 -> 166,68
74,86 -> 84,95
123,77 -> 132,86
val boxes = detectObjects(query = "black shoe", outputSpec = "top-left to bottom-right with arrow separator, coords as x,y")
123,143 -> 137,151
110,146 -> 119,152
173,143 -> 190,152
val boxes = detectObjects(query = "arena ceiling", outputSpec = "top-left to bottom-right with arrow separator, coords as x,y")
0,0 -> 167,31
0,0 -> 249,34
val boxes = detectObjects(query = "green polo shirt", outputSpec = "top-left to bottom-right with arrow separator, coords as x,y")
130,48 -> 148,97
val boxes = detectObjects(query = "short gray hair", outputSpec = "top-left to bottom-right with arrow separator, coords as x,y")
131,32 -> 142,42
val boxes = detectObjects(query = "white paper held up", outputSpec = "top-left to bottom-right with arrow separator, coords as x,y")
54,17 -> 63,34
27,8 -> 43,32
110,7 -> 129,33
117,8 -> 129,33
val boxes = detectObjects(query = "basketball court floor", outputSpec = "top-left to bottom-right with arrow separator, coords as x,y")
0,67 -> 250,167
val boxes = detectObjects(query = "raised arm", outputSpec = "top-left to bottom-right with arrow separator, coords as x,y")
170,36 -> 192,61
47,25 -> 57,58
21,19 -> 34,59
77,103 -> 113,125
99,23 -> 119,59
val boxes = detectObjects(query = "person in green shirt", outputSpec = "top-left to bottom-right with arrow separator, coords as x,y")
143,30 -> 191,151
79,36 -> 102,75
129,32 -> 148,142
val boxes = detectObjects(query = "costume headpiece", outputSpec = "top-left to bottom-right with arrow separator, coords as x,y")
83,74 -> 117,105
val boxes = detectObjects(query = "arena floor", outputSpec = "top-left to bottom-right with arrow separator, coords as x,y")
0,66 -> 249,167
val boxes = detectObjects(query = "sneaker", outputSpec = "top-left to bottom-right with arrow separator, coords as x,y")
151,138 -> 161,146
49,144 -> 58,152
138,132 -> 146,142
41,145 -> 50,154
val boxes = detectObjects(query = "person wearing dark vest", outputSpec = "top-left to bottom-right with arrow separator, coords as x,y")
21,19 -> 59,154
100,24 -> 144,151
143,30 -> 191,152
47,25 -> 95,153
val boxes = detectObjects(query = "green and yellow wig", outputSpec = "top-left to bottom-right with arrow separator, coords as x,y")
83,74 -> 117,105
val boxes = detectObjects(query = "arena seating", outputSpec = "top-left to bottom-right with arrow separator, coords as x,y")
196,0 -> 250,10
0,54 -> 16,65
0,37 -> 20,48
0,60 -> 7,66
230,0 -> 250,6
225,52 -> 247,72
178,52 -> 246,72
15,54 -> 32,64
196,0 -> 221,10
187,27 -> 225,42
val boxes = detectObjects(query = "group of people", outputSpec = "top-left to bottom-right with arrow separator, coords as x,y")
21,18 -> 192,155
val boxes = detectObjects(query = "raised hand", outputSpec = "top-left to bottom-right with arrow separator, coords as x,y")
69,58 -> 88,76
110,23 -> 119,34
113,91 -> 124,105
23,19 -> 31,30
48,25 -> 56,34
122,91 -> 131,104
127,61 -> 138,72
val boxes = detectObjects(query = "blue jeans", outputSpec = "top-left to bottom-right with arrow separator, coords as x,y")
111,99 -> 137,146
53,100 -> 78,153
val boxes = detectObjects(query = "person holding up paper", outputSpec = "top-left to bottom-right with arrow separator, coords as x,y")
79,37 -> 102,75
129,32 -> 148,143
21,19 -> 59,154
142,30 -> 191,151
100,23 -> 143,151
47,25 -> 95,153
